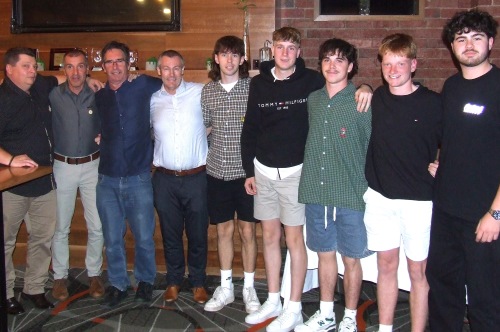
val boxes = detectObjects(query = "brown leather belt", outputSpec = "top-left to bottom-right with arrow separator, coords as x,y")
156,165 -> 206,177
54,151 -> 100,165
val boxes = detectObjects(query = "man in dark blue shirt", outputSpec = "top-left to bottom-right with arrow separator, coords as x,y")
94,41 -> 161,307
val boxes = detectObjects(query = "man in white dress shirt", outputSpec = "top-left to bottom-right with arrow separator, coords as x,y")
150,50 -> 209,304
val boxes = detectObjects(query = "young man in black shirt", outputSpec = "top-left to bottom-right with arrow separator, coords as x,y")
427,9 -> 500,331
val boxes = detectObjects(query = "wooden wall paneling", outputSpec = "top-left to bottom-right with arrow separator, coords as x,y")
0,0 -> 275,70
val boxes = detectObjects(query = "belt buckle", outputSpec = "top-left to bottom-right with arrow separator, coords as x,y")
174,170 -> 181,177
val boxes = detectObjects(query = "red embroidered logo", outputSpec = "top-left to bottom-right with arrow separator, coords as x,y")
340,127 -> 347,138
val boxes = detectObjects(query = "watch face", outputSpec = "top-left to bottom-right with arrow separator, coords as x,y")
491,210 -> 500,220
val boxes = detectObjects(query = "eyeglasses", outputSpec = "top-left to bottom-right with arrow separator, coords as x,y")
103,58 -> 126,66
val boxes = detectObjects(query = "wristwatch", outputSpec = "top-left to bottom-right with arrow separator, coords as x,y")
489,209 -> 500,220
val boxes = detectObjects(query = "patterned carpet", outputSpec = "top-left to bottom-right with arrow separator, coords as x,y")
6,267 -> 471,331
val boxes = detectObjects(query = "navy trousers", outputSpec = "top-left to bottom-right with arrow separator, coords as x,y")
153,170 -> 208,287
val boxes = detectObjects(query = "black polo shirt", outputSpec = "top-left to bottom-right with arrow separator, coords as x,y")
0,75 -> 58,196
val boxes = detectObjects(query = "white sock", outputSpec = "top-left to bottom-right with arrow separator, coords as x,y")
319,301 -> 334,319
243,271 -> 255,288
287,300 -> 302,313
220,269 -> 232,289
379,324 -> 393,332
343,308 -> 357,320
268,292 -> 281,304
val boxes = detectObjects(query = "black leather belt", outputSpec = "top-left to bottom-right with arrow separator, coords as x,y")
156,165 -> 206,177
54,151 -> 100,165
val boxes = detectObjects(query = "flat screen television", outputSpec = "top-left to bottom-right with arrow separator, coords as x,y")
11,0 -> 181,33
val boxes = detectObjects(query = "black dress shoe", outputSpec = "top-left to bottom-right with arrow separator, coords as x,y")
6,297 -> 25,315
134,281 -> 153,302
101,286 -> 128,308
21,292 -> 54,309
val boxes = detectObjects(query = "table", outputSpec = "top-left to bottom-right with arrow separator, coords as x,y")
0,166 -> 53,332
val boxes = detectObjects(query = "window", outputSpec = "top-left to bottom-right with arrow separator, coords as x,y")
314,0 -> 424,21
12,0 -> 181,33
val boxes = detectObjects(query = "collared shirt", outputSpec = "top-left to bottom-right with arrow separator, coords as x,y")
0,75 -> 58,197
95,75 -> 162,177
299,82 -> 371,211
202,78 -> 249,180
50,82 -> 100,157
270,66 -> 295,81
151,80 -> 207,170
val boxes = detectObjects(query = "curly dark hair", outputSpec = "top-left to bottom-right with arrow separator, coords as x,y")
443,9 -> 498,44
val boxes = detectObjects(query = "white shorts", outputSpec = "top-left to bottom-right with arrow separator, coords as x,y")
363,187 -> 432,261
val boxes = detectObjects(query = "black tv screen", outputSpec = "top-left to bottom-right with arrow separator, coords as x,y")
11,0 -> 181,33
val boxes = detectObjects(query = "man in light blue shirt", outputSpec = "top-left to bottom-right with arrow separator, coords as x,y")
150,50 -> 209,304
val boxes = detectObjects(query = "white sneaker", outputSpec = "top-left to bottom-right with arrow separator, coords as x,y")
266,309 -> 303,332
243,287 -> 261,313
204,285 -> 234,312
338,317 -> 357,332
295,310 -> 336,332
245,299 -> 282,324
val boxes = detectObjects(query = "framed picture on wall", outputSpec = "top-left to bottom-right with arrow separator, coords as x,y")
49,48 -> 74,70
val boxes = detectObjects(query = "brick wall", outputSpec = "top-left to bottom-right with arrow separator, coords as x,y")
276,0 -> 500,92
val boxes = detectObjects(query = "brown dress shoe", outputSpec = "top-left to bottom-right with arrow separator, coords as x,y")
164,285 -> 181,302
192,287 -> 208,304
52,279 -> 69,301
89,276 -> 105,299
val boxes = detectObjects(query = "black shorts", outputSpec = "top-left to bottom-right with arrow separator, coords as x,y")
207,174 -> 258,224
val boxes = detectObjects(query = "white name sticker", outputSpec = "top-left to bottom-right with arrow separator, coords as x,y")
463,103 -> 484,115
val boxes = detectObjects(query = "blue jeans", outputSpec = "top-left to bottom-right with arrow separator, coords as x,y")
306,204 -> 372,259
96,172 -> 156,290
153,170 -> 208,287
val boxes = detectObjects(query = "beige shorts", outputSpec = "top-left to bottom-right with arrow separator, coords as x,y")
253,168 -> 305,226
363,187 -> 432,261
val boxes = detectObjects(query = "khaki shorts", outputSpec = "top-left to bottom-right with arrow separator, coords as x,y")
254,168 -> 305,226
